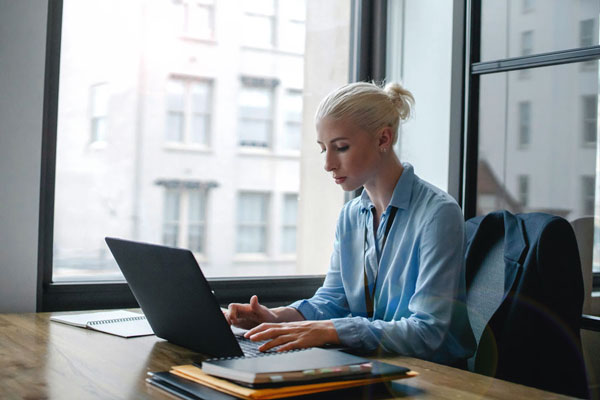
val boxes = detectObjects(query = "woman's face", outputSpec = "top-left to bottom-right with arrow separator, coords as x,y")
316,117 -> 382,192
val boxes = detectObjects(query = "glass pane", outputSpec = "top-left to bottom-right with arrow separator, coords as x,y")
480,0 -> 600,62
187,4 -> 213,39
239,87 -> 272,119
188,190 -> 205,222
238,193 -> 267,224
476,62 -> 600,274
167,112 -> 184,142
237,226 -> 266,253
191,81 -> 210,113
282,194 -> 298,225
91,83 -> 109,117
167,80 -> 185,111
91,118 -> 107,143
188,224 -> 204,253
53,0 -> 350,280
239,119 -> 270,147
282,227 -> 296,253
243,15 -> 274,47
283,122 -> 301,150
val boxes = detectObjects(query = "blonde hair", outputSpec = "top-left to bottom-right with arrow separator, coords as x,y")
315,82 -> 414,144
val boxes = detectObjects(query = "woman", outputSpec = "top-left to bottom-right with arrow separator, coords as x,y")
226,82 -> 475,366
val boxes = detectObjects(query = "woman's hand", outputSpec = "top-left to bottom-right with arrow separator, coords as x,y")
244,320 -> 340,352
225,295 -> 279,329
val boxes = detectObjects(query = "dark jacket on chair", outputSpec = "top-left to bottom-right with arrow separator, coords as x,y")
465,211 -> 588,398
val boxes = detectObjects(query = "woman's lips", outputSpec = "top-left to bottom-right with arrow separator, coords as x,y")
334,177 -> 346,184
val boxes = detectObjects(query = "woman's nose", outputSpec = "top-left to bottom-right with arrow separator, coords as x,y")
324,151 -> 337,172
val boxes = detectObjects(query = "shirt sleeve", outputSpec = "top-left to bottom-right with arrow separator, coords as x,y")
288,222 -> 351,320
330,203 -> 467,361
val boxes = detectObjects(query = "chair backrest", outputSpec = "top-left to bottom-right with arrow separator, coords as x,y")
465,237 -> 504,373
570,216 -> 594,314
465,211 -> 589,398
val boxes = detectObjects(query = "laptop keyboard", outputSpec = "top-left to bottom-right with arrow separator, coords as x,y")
237,336 -> 277,357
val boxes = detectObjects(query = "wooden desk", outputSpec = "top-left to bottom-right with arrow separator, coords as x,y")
0,312 -> 575,399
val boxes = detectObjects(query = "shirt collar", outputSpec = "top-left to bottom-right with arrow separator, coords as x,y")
360,162 -> 415,212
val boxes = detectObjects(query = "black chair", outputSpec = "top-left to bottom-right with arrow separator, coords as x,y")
465,210 -> 589,399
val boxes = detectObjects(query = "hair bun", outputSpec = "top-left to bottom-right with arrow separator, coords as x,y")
384,82 -> 414,121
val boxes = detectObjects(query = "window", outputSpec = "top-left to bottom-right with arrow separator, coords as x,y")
42,0 -> 352,310
522,0 -> 535,13
521,31 -> 534,56
582,176 -> 595,216
580,19 -> 594,47
242,0 -> 306,53
166,79 -> 212,146
518,175 -> 529,208
237,192 -> 269,254
281,194 -> 298,253
280,0 -> 306,53
518,101 -> 531,147
90,83 -> 108,143
174,0 -> 215,40
582,95 -> 597,147
282,90 -> 302,150
242,0 -> 276,48
469,1 -> 600,285
238,80 -> 274,148
161,186 -> 207,253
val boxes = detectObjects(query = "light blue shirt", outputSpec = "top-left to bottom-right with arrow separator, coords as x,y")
289,163 -> 475,365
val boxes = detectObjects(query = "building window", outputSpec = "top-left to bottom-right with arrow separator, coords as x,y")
90,83 -> 109,143
242,0 -> 276,48
166,79 -> 212,146
580,19 -> 594,47
281,194 -> 298,253
521,31 -> 534,56
237,192 -> 269,254
242,0 -> 306,53
582,176 -> 595,216
280,0 -> 306,53
518,175 -> 529,208
238,81 -> 274,148
583,95 -> 598,147
282,89 -> 302,150
174,0 -> 215,40
522,0 -> 534,13
162,187 -> 207,254
518,101 -> 531,147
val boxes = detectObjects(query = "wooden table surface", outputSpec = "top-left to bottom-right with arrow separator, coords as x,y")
0,312 -> 576,399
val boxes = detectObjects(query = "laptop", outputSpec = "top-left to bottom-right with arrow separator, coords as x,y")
105,237 -> 273,358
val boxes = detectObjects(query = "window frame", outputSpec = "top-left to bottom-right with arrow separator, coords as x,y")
462,0 -> 600,296
38,0 -> 383,312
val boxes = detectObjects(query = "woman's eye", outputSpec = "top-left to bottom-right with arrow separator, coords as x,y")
337,146 -> 349,152
319,148 -> 326,154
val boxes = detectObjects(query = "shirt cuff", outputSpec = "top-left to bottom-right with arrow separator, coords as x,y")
331,317 -> 362,348
288,299 -> 320,320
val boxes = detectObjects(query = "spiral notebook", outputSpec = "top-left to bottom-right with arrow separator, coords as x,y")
50,310 -> 154,338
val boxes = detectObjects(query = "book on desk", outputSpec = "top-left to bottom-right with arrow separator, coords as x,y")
146,348 -> 416,400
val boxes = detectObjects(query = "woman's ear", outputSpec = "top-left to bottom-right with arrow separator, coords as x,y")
378,126 -> 394,151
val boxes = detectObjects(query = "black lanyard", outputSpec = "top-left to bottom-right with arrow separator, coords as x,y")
363,206 -> 398,318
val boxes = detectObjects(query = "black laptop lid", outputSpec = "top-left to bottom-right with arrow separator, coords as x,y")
105,237 -> 243,357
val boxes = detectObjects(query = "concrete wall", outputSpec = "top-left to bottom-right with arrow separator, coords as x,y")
0,0 -> 48,312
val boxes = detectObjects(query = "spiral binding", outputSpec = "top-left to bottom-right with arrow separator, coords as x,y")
204,347 -> 309,363
87,315 -> 147,326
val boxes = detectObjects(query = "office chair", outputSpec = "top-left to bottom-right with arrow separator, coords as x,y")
570,216 -> 594,315
465,211 -> 589,399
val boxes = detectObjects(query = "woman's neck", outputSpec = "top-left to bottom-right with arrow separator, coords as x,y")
364,155 -> 404,218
